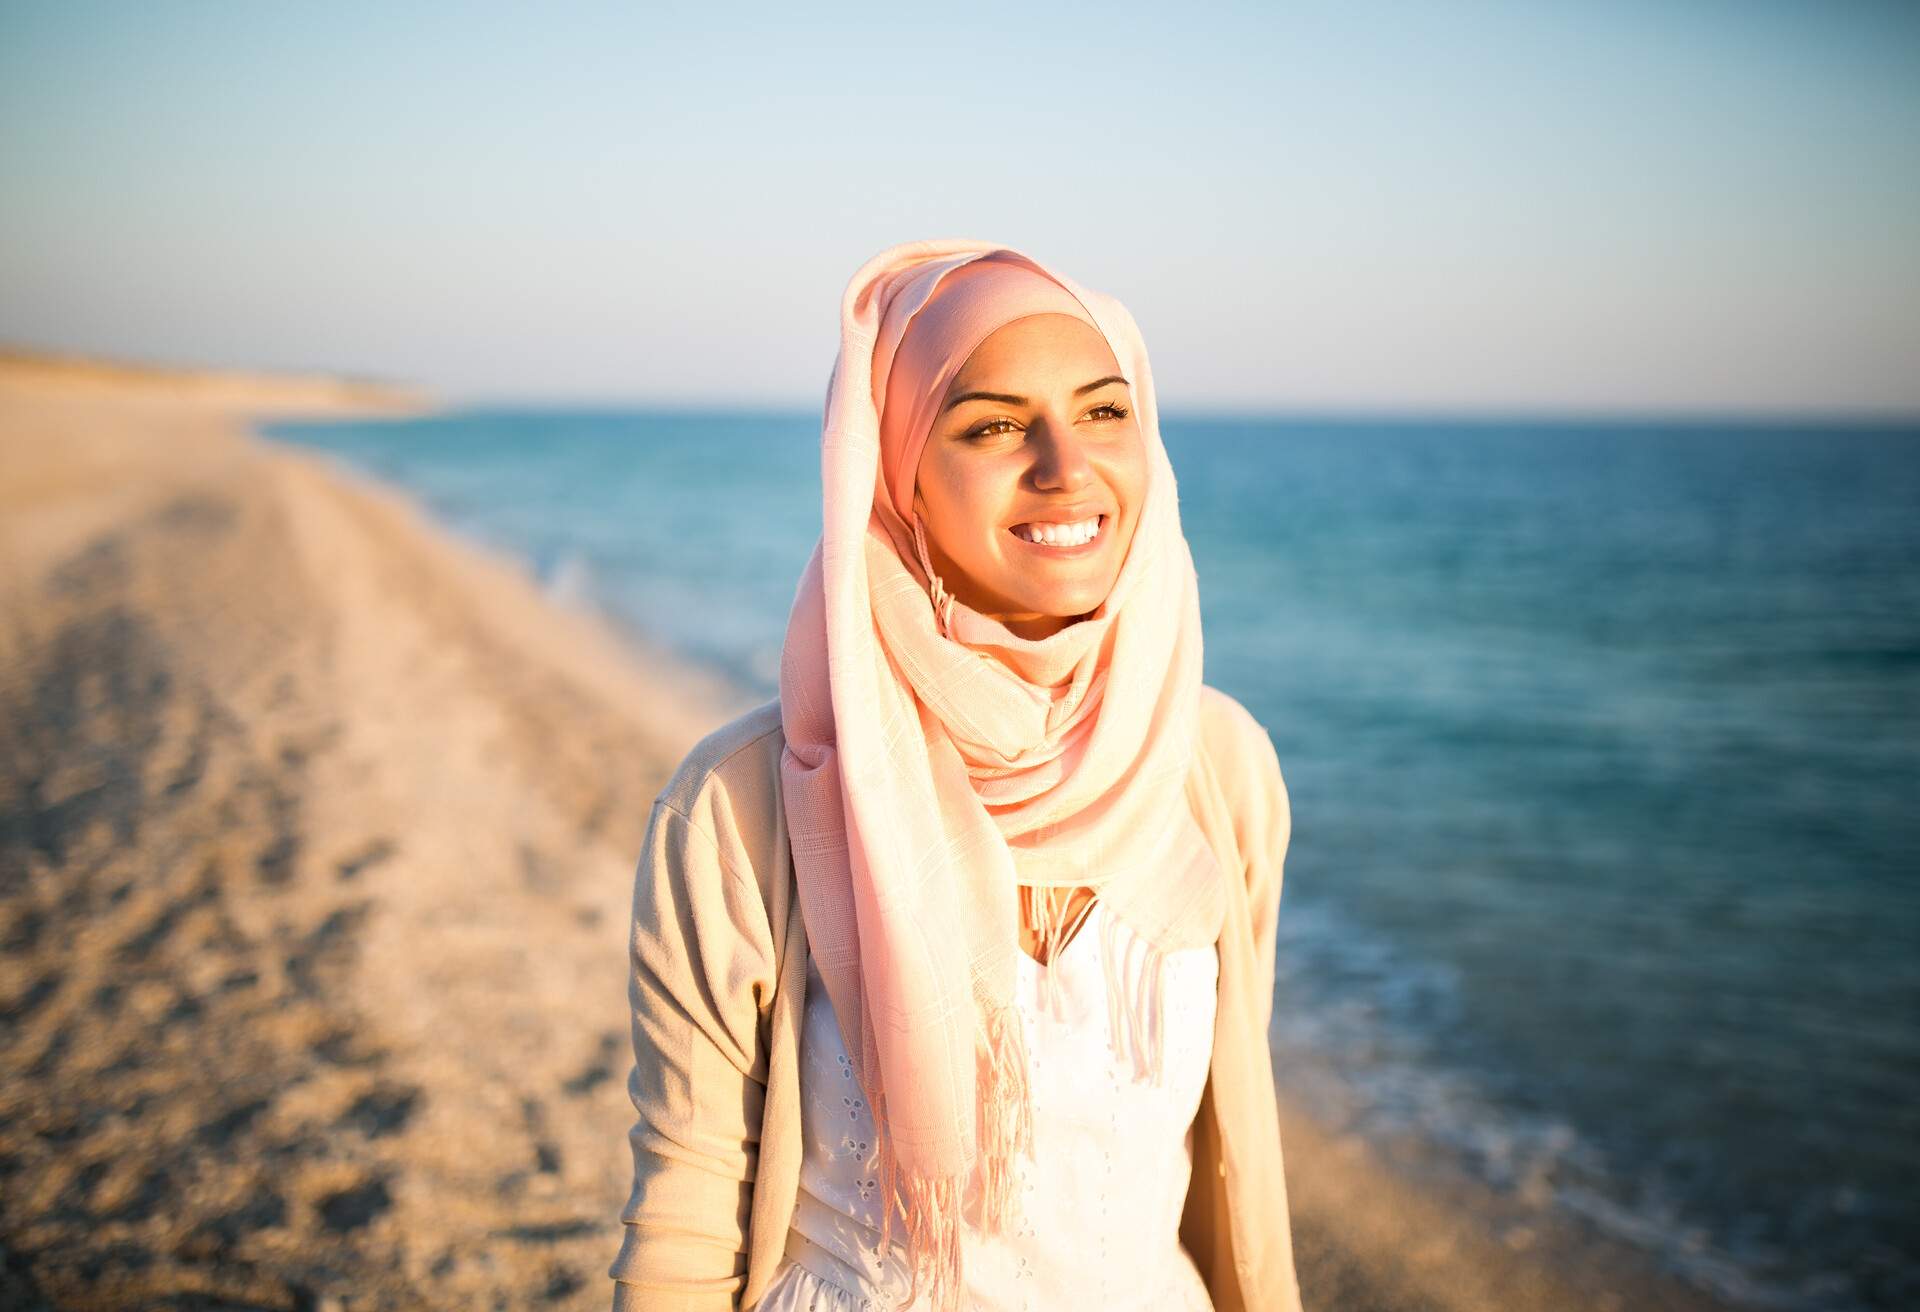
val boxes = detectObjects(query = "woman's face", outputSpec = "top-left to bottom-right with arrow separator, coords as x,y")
910,313 -> 1147,641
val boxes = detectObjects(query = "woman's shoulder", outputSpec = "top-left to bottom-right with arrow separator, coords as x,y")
1197,684 -> 1282,780
653,696 -> 790,887
657,696 -> 786,812
1196,684 -> 1290,843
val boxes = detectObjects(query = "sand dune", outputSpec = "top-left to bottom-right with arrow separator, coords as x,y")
0,357 -> 1731,1310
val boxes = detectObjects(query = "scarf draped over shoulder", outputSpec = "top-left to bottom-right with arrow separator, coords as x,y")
778,238 -> 1226,1312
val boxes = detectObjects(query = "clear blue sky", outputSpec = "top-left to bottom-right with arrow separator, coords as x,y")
3,0 -> 1916,416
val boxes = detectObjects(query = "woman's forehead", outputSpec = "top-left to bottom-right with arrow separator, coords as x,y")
953,314 -> 1120,384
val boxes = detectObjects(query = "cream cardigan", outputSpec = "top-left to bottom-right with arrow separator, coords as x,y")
607,686 -> 1305,1312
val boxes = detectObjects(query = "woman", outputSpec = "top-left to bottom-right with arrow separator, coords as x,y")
608,239 -> 1304,1312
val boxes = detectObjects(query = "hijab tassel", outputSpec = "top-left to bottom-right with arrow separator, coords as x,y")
870,1084 -> 961,1312
894,1167 -> 964,1312
976,999 -> 1035,1233
868,999 -> 1034,1312
1101,903 -> 1170,1086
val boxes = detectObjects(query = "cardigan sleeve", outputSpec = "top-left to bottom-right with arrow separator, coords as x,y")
1242,721 -> 1291,1038
1204,687 -> 1293,1037
608,797 -> 777,1312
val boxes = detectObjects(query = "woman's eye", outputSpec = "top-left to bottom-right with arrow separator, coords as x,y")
963,402 -> 1128,441
965,417 -> 1018,440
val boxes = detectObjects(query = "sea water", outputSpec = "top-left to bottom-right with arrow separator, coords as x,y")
269,409 -> 1920,1311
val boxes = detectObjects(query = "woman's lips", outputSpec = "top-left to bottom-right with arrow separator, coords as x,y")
1007,513 -> 1107,555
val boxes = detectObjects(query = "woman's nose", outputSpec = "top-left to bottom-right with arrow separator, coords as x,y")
1029,418 -> 1094,491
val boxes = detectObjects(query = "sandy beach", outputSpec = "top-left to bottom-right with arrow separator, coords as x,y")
0,356 -> 1738,1311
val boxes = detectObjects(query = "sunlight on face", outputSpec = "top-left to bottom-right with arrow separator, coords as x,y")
910,313 -> 1147,641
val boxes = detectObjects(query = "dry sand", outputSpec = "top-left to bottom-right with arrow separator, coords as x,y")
0,356 -> 1736,1311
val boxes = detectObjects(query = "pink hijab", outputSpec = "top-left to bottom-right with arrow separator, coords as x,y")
779,238 -> 1226,1312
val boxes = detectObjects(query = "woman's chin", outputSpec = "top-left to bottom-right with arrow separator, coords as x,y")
1006,586 -> 1108,624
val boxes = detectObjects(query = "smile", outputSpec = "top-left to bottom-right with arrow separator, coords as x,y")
1008,514 -> 1105,551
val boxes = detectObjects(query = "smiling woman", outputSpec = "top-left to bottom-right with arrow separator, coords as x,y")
609,240 -> 1302,1312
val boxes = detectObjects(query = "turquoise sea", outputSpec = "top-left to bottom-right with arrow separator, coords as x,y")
268,410 -> 1920,1311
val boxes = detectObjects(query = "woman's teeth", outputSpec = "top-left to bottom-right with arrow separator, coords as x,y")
1011,516 -> 1102,547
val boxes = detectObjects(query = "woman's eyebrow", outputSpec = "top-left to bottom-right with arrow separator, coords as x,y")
941,375 -> 1130,414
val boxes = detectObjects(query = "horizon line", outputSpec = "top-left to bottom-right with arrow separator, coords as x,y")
415,392 -> 1920,429
9,342 -> 1917,429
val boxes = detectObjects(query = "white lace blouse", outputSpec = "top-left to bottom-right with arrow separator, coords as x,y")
756,898 -> 1220,1312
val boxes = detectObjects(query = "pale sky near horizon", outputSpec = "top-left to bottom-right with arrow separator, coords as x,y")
2,1 -> 1916,417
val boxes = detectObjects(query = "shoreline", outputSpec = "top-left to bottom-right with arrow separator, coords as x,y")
0,356 -> 1737,1310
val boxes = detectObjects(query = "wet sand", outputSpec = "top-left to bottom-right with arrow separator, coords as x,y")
0,356 -> 1737,1310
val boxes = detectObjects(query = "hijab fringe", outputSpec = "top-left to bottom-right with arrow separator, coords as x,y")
869,1006 -> 1032,1312
867,889 -> 1172,1312
976,998 -> 1035,1234
1102,900 -> 1170,1084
